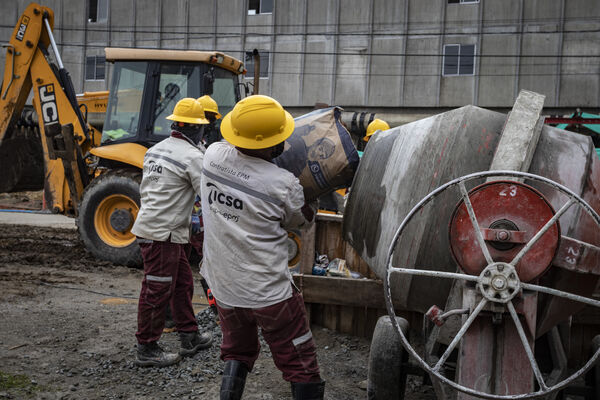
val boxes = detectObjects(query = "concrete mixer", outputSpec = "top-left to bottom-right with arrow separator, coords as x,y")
343,90 -> 600,399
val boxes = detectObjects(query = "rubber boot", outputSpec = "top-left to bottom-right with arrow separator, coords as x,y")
291,381 -> 326,400
135,342 -> 180,367
179,330 -> 212,356
220,360 -> 248,400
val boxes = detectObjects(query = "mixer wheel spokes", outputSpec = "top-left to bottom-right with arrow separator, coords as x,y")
383,170 -> 600,399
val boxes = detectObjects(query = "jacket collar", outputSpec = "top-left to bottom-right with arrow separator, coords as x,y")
171,131 -> 206,152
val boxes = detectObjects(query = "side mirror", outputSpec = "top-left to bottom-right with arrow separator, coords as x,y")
203,68 -> 215,95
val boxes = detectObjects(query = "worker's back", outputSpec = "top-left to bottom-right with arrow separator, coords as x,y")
200,141 -> 307,307
132,135 -> 204,243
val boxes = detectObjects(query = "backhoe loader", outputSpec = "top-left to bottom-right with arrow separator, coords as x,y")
0,3 -> 245,266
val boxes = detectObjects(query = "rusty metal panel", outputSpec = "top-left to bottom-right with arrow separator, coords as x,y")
553,235 -> 600,275
457,290 -> 537,399
528,126 -> 600,336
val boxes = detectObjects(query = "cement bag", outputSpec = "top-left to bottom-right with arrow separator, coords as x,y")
274,107 -> 360,202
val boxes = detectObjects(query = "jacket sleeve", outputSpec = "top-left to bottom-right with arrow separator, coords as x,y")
186,153 -> 204,196
281,176 -> 310,231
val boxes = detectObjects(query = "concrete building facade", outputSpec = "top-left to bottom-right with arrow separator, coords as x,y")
1,0 -> 599,115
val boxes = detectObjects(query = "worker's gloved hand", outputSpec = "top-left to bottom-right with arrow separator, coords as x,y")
301,201 -> 317,222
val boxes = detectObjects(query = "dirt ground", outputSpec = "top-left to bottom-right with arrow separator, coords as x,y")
0,218 -> 436,399
0,191 -> 43,210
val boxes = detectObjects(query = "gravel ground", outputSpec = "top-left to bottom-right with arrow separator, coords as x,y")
0,223 -> 436,399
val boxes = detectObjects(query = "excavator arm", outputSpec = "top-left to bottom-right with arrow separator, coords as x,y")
0,3 -> 94,215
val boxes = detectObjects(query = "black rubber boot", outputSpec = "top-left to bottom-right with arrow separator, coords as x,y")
179,331 -> 212,356
135,342 -> 180,367
291,381 -> 326,400
220,360 -> 248,400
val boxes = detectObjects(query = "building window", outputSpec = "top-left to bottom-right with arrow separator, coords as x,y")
88,0 -> 108,23
245,51 -> 269,78
248,0 -> 273,15
448,0 -> 480,3
86,56 -> 106,80
443,44 -> 475,76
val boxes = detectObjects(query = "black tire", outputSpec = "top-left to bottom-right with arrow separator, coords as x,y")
77,169 -> 142,267
367,316 -> 409,400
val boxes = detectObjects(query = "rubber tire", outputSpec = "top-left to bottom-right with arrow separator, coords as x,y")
77,169 -> 142,267
367,315 -> 409,400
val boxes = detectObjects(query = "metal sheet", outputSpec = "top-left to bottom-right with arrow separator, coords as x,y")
344,106 -> 600,318
344,105 -> 505,312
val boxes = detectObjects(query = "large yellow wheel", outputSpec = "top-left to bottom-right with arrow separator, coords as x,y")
93,194 -> 139,248
77,169 -> 142,267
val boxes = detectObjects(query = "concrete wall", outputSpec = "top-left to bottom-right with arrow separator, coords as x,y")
1,0 -> 599,112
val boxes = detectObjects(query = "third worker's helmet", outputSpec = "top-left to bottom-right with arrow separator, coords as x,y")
166,98 -> 209,124
198,95 -> 222,119
364,118 -> 390,142
220,95 -> 294,149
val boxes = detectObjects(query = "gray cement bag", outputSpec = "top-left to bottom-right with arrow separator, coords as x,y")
274,107 -> 360,202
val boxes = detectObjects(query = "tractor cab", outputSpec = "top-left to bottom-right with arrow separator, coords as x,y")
101,48 -> 244,148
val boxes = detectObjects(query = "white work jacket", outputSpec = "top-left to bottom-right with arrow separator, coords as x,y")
200,141 -> 309,308
131,133 -> 205,243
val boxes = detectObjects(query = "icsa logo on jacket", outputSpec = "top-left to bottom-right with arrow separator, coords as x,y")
206,182 -> 243,210
147,160 -> 163,173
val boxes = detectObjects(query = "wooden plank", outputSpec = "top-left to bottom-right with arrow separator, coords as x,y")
365,308 -> 385,338
353,306 -> 368,338
323,304 -> 339,331
299,223 -> 316,275
304,303 -> 312,326
293,274 -> 388,309
310,303 -> 324,327
339,306 -> 354,334
316,221 -> 345,260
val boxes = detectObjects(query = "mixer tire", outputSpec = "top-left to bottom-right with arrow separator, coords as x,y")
77,169 -> 142,267
367,316 -> 409,400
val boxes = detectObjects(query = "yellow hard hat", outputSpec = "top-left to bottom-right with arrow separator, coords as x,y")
220,95 -> 295,150
364,118 -> 390,141
198,95 -> 222,119
166,98 -> 209,124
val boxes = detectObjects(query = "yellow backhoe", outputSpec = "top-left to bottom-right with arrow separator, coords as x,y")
0,3 -> 246,266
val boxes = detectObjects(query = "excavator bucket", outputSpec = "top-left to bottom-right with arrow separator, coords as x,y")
0,3 -> 52,194
0,122 -> 45,193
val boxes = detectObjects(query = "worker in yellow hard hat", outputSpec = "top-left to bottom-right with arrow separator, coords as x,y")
197,95 -> 222,147
363,118 -> 390,142
131,98 -> 212,368
200,95 -> 324,399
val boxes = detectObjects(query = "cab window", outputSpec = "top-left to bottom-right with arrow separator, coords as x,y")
102,61 -> 147,143
152,63 -> 201,137
211,68 -> 239,117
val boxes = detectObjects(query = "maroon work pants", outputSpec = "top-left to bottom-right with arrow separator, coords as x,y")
136,240 -> 197,344
217,288 -> 321,383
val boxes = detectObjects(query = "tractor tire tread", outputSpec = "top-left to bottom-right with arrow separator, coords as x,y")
77,168 -> 142,267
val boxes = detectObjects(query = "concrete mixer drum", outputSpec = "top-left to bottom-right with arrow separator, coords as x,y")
382,170 -> 600,399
